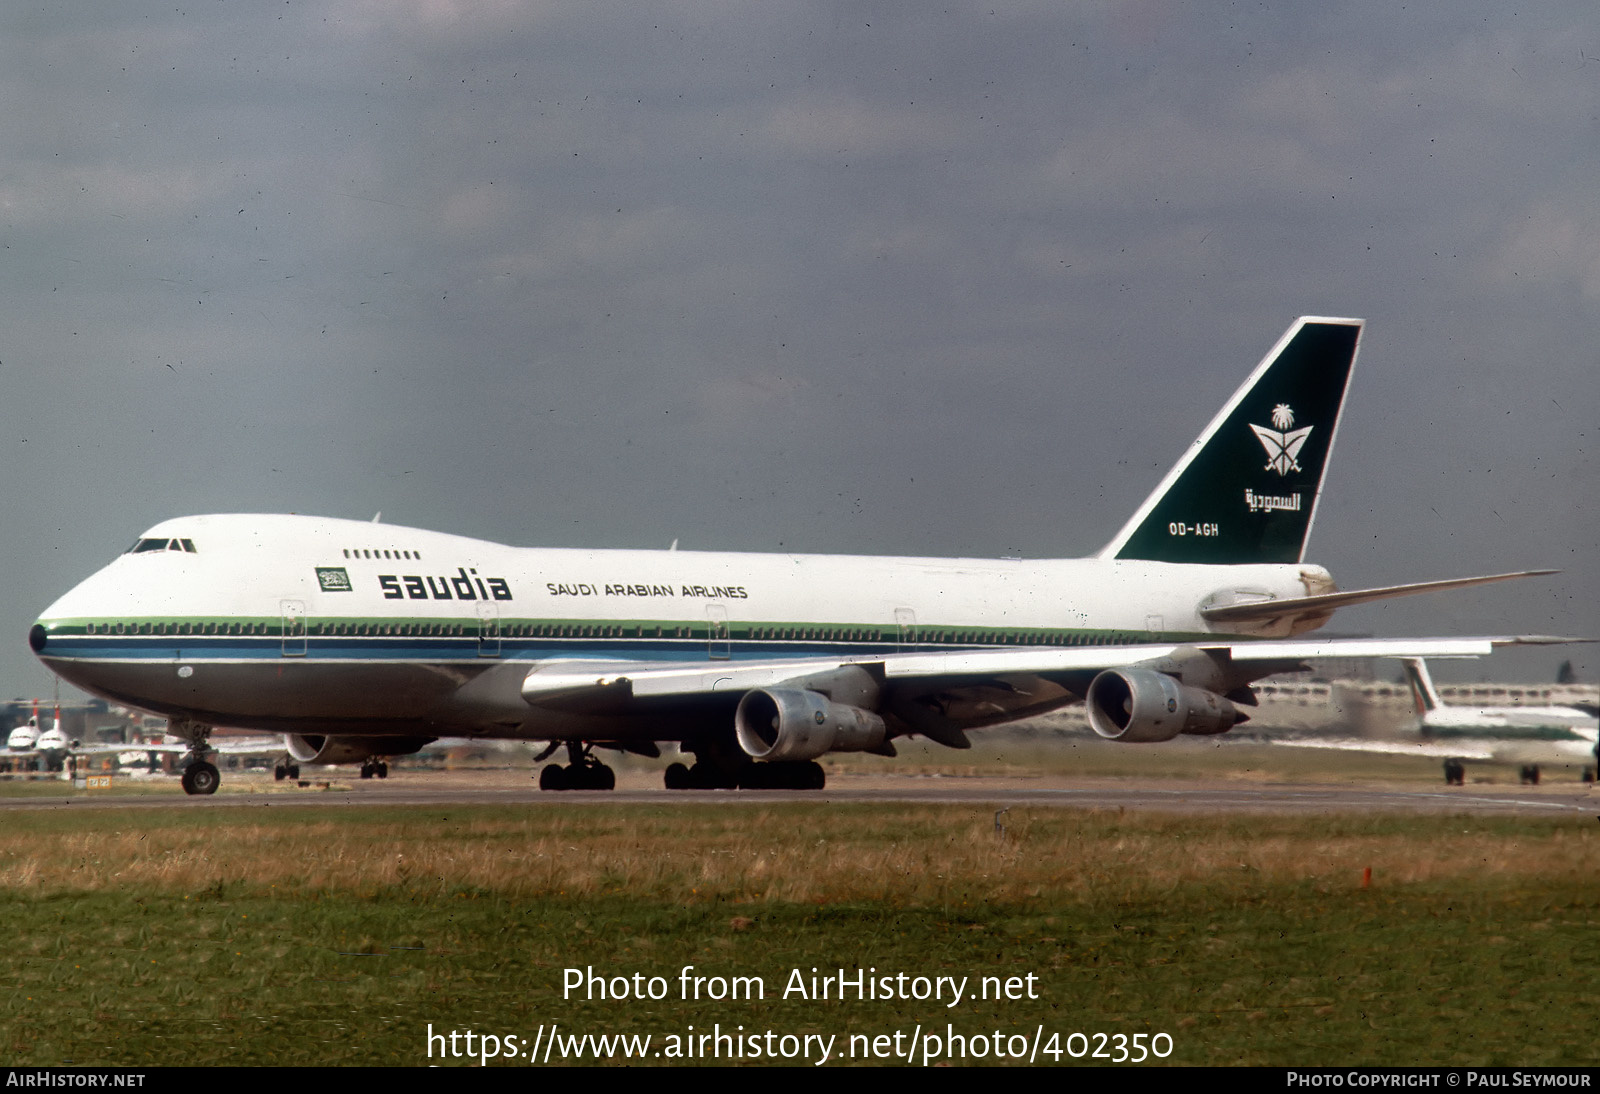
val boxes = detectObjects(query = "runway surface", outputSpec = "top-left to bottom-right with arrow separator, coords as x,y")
2,768 -> 1597,816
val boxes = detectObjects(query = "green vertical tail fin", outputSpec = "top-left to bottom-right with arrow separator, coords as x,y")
1100,317 -> 1363,565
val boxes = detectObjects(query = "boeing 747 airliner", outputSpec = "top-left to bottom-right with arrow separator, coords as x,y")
28,318 -> 1562,793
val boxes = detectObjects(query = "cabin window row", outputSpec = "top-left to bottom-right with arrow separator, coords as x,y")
344,548 -> 422,560
78,620 -> 1138,645
88,621 -> 268,636
81,620 -> 640,639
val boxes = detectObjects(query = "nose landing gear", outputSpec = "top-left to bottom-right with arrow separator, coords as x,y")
181,759 -> 220,795
173,719 -> 219,796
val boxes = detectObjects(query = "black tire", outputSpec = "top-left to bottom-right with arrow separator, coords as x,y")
594,764 -> 615,791
377,762 -> 388,779
664,762 -> 691,789
274,766 -> 287,781
289,764 -> 300,779
539,764 -> 568,791
183,761 -> 220,796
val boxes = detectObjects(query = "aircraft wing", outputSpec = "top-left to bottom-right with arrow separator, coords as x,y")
520,635 -> 1559,704
72,736 -> 288,757
511,635 -> 1578,750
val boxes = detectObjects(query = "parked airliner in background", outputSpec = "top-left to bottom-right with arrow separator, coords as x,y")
1400,658 -> 1599,785
6,707 -> 42,754
4,703 -> 61,770
2,701 -> 103,772
2,699 -> 291,778
29,317 -> 1566,793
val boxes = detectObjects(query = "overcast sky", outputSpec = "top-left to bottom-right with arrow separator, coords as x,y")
2,2 -> 1594,698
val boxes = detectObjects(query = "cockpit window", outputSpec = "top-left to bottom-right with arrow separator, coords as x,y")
125,538 -> 197,554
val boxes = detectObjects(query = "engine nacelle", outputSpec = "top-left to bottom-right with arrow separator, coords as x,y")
285,734 -> 434,766
1085,669 -> 1241,742
735,689 -> 886,762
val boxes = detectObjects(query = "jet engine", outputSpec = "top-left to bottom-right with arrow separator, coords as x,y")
735,688 -> 886,762
285,734 -> 434,766
1085,668 -> 1242,742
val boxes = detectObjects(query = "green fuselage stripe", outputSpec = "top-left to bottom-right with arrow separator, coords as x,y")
44,615 -> 1213,648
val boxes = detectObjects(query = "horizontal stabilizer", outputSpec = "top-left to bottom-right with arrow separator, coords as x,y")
1199,570 -> 1558,625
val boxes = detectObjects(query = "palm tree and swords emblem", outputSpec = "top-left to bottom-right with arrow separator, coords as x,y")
1249,403 -> 1313,476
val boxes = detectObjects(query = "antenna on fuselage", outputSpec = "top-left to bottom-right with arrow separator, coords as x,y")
669,539 -> 678,551
372,512 -> 382,523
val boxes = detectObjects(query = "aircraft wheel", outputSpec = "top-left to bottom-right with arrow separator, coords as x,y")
664,762 -> 691,789
594,764 -> 614,791
182,761 -> 220,796
289,764 -> 300,779
539,764 -> 568,791
1583,768 -> 1594,784
274,765 -> 287,782
804,761 -> 826,790
377,762 -> 389,779
1529,764 -> 1540,786
359,761 -> 374,779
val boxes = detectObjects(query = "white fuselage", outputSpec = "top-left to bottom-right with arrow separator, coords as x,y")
7,721 -> 39,752
1414,704 -> 1599,765
31,513 -> 1325,738
1419,705 -> 1597,734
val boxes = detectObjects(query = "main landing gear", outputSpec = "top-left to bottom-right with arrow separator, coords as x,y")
1442,760 -> 1466,786
536,742 -> 616,791
662,759 -> 825,790
359,759 -> 389,779
1518,764 -> 1542,786
273,759 -> 301,781
532,739 -> 829,792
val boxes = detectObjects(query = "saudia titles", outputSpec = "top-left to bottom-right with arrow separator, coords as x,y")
377,567 -> 513,602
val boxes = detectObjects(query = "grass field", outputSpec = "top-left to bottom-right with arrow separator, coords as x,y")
0,784 -> 1597,1067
